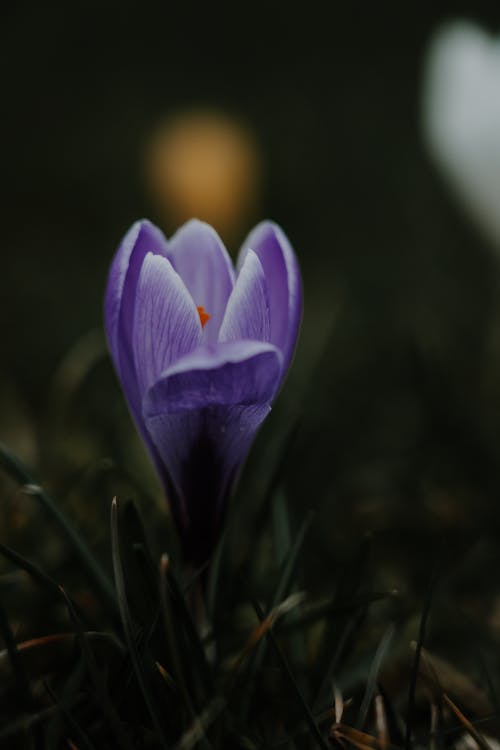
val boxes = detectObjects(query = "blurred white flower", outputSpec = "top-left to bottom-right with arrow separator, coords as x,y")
423,20 -> 500,249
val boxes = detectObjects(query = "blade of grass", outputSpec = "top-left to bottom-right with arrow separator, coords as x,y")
159,556 -> 191,707
0,598 -> 34,708
0,543 -> 92,627
357,626 -> 395,729
442,694 -> 493,750
0,443 -> 117,612
123,499 -> 158,606
231,592 -> 306,674
405,565 -> 438,750
330,723 -> 381,749
427,710 -> 500,743
165,564 -> 213,701
272,491 -> 307,685
374,694 -> 389,750
173,698 -> 225,750
277,591 -> 397,634
205,527 -> 227,626
228,420 -> 301,590
429,701 -> 441,750
272,510 -> 314,609
313,532 -> 373,710
272,489 -> 292,568
253,601 -> 329,750
0,543 -> 62,597
44,660 -> 87,748
59,587 -> 135,750
111,497 -> 169,749
312,610 -> 364,711
239,510 -> 314,722
44,680 -> 98,750
159,553 -> 214,750
376,683 -> 406,747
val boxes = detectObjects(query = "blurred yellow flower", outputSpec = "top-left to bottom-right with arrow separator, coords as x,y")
145,110 -> 262,245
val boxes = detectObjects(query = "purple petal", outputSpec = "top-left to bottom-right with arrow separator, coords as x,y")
218,249 -> 271,344
132,253 -> 202,396
104,219 -> 170,416
166,220 -> 235,344
145,340 -> 281,414
142,341 -> 282,563
238,221 -> 302,376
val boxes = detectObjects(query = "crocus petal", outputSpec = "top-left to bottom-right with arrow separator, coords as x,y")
423,21 -> 500,249
218,249 -> 271,344
142,341 -> 282,564
166,220 -> 235,343
104,219 -> 170,415
132,253 -> 202,395
238,221 -> 302,376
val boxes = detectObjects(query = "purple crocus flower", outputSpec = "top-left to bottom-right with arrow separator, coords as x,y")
105,219 -> 301,565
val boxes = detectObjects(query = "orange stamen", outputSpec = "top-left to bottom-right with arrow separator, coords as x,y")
197,306 -> 211,328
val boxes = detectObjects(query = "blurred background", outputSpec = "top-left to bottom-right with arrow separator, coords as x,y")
3,0 -> 500,729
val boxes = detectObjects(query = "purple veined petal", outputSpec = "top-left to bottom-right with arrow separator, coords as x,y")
166,219 -> 236,344
218,249 -> 271,345
132,253 -> 202,396
104,219 -> 170,417
142,340 -> 282,564
145,340 -> 282,412
238,221 -> 302,377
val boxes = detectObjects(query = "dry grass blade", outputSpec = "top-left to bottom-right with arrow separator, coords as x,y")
416,645 -> 494,719
156,660 -> 177,692
173,697 -> 226,750
239,512 -> 313,721
442,694 -> 493,750
374,694 -> 389,750
232,592 -> 306,671
0,631 -> 76,686
245,592 -> 307,649
334,687 -> 344,724
330,723 -> 380,750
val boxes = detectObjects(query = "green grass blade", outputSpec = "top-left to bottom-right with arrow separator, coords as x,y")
253,602 -> 329,750
44,680 -> 98,750
356,624 -> 395,729
405,565 -> 438,750
111,497 -> 169,748
60,586 -> 135,750
239,510 -> 314,721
